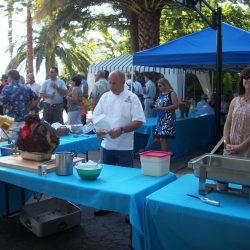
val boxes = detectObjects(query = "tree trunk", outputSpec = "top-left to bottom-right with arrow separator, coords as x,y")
137,9 -> 161,50
130,12 -> 139,52
7,0 -> 13,60
26,2 -> 34,75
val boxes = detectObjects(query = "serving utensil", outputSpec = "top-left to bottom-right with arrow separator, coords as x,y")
73,134 -> 90,138
187,194 -> 220,206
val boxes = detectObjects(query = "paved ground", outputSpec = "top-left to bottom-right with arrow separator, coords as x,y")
0,144 -> 214,250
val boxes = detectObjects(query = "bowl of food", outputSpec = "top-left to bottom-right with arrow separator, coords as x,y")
56,126 -> 69,136
70,124 -> 83,134
75,161 -> 102,180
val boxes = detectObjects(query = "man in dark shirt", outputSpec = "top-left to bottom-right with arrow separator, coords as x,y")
0,74 -> 8,115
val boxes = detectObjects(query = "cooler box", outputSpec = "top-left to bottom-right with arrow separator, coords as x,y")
19,198 -> 81,237
139,151 -> 172,176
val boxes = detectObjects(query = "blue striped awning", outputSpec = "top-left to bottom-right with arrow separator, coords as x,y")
88,55 -> 180,75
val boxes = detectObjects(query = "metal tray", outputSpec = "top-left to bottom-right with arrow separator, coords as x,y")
21,151 -> 52,161
19,198 -> 81,237
188,153 -> 250,186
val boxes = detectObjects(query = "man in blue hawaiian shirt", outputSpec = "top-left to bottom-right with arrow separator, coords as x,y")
0,69 -> 38,122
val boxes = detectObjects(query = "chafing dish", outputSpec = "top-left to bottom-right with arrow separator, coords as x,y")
188,153 -> 250,200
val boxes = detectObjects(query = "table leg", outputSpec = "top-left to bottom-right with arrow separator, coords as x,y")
4,182 -> 9,217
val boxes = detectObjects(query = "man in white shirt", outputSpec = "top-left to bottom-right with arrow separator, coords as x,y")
40,67 -> 68,124
26,73 -> 41,95
92,70 -> 145,217
143,73 -> 156,118
125,72 -> 144,97
93,70 -> 145,167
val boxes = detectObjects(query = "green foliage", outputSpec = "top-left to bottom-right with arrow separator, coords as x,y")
221,3 -> 250,30
160,6 -> 206,43
4,0 -> 250,77
160,0 -> 250,43
222,73 -> 233,94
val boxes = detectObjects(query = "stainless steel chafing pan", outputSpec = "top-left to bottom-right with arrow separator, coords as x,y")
188,154 -> 250,195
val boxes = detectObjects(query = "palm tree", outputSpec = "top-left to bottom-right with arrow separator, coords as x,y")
7,0 -> 14,60
26,0 -> 34,74
35,0 -> 169,51
1,0 -> 35,74
118,0 -> 167,50
6,1 -> 95,75
7,21 -> 93,76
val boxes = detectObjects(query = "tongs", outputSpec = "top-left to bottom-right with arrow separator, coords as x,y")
187,194 -> 220,206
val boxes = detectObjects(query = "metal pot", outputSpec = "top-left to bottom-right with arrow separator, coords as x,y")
55,152 -> 75,176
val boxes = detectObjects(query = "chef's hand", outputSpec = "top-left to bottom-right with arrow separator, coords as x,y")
225,144 -> 242,154
95,130 -> 107,140
108,128 -> 122,139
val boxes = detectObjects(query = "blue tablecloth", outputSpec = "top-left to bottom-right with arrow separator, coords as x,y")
0,164 -> 176,250
56,133 -> 101,154
0,134 -> 101,217
145,174 -> 250,250
0,133 -> 101,155
135,114 -> 215,157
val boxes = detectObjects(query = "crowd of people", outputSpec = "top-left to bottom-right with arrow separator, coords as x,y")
0,67 -> 180,153
0,66 -> 249,159
0,66 -> 249,220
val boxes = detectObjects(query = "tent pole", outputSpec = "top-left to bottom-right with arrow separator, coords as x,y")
183,69 -> 186,100
131,67 -> 134,91
215,7 -> 222,142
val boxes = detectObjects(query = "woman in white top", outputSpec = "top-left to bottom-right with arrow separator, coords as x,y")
224,66 -> 250,158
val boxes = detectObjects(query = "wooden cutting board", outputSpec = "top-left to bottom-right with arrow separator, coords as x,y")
0,155 -> 84,173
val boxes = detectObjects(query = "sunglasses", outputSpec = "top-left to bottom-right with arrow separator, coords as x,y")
243,75 -> 250,80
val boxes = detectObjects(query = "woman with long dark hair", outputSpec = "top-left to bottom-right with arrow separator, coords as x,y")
66,76 -> 83,125
224,66 -> 250,157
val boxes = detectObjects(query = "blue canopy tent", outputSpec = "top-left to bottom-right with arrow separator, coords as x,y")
133,22 -> 250,71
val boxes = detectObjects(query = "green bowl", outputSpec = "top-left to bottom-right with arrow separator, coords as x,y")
75,164 -> 102,180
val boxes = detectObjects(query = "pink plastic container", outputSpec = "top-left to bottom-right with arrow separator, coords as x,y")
139,151 -> 172,176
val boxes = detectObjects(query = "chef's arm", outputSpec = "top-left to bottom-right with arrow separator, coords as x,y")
120,120 -> 143,133
108,120 -> 143,139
